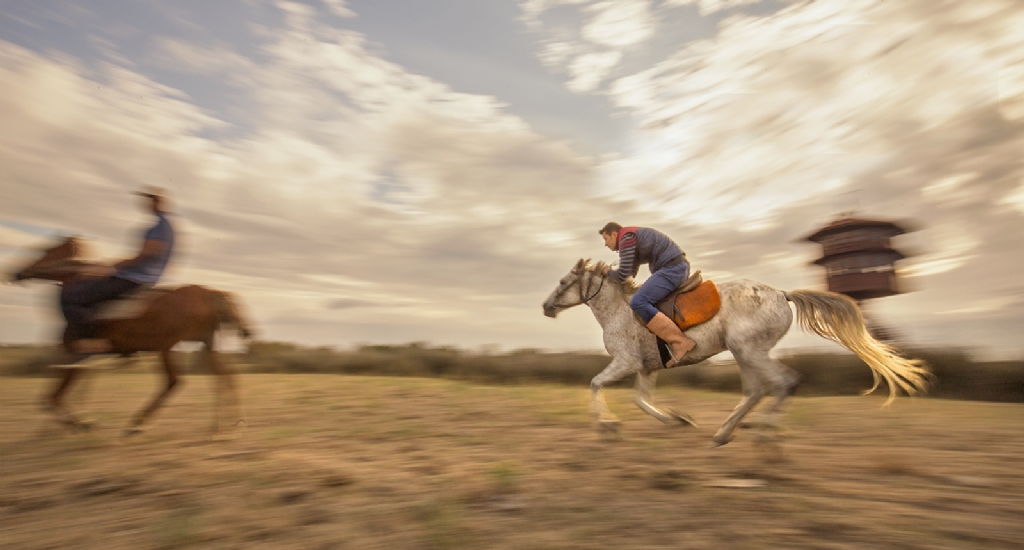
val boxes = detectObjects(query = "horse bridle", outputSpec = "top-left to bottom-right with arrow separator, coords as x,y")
551,269 -> 606,310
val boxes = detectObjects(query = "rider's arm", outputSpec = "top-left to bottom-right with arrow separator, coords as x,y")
606,232 -> 638,282
113,238 -> 167,270
82,239 -> 166,279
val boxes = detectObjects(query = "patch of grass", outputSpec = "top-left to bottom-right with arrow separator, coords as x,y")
265,427 -> 301,441
489,461 -> 522,495
414,498 -> 466,550
154,499 -> 204,549
871,452 -> 925,477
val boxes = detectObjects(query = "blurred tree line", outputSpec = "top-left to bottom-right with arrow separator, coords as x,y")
2,342 -> 1021,403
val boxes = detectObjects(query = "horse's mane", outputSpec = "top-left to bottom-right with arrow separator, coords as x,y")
583,259 -> 639,296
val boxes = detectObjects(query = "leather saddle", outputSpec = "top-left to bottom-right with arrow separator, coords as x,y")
93,286 -> 170,321
654,270 -> 722,331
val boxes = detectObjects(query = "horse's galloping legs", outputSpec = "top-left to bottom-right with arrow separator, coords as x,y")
712,353 -> 766,447
45,368 -> 91,427
634,369 -> 672,422
125,349 -> 181,435
205,340 -> 241,434
757,356 -> 802,422
634,369 -> 696,426
590,356 -> 641,424
714,348 -> 801,446
46,368 -> 79,410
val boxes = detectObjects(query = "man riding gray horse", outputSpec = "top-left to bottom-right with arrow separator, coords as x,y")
599,222 -> 694,367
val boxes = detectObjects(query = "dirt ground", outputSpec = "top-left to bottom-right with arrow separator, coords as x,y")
1,373 -> 1022,550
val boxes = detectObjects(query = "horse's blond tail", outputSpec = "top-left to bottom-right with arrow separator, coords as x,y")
214,291 -> 254,339
786,289 -> 930,404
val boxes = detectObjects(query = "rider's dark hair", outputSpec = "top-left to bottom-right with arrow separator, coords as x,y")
599,222 -> 622,235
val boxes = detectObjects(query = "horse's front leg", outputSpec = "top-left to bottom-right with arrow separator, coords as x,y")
44,368 -> 93,430
205,341 -> 242,437
590,356 -> 642,429
634,369 -> 697,427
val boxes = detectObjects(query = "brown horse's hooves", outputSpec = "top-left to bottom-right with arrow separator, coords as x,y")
54,409 -> 94,431
62,419 -> 95,432
122,426 -> 147,438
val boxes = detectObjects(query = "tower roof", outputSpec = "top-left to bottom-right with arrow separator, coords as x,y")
804,217 -> 910,243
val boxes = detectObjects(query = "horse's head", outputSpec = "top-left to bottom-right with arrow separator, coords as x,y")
10,236 -> 87,283
542,258 -> 602,318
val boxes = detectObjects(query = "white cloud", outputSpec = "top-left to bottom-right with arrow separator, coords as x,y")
567,50 -> 622,92
581,1 -> 655,48
664,0 -> 761,16
321,0 -> 355,18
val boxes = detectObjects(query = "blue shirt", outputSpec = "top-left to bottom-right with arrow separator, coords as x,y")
117,213 -> 174,285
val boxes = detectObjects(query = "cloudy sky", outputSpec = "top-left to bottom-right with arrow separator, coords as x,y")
1,0 -> 1022,356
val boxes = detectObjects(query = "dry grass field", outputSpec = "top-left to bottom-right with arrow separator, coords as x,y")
1,373 -> 1022,549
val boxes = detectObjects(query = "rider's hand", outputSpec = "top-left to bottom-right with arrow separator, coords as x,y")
81,265 -> 115,279
602,265 -> 611,276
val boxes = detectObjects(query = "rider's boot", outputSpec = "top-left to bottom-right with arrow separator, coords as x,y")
646,312 -> 696,368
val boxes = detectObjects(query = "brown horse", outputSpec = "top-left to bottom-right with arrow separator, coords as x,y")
11,236 -> 253,436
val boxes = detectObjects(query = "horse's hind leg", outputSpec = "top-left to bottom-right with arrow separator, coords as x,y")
757,357 -> 802,427
634,370 -> 696,427
716,349 -> 801,446
124,349 -> 181,436
712,358 -> 765,447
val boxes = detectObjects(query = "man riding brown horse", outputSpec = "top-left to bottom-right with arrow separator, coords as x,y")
11,188 -> 252,435
61,186 -> 175,359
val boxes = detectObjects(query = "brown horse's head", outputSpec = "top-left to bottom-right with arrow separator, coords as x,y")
11,236 -> 88,283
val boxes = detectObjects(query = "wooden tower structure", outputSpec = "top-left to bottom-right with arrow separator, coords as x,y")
804,217 -> 916,341
804,217 -> 912,301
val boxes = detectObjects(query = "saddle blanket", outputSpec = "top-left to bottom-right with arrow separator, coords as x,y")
654,270 -> 722,331
93,286 -> 169,321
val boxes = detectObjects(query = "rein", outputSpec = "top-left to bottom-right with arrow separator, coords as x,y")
552,270 -> 606,310
19,259 -> 91,282
579,272 -> 605,305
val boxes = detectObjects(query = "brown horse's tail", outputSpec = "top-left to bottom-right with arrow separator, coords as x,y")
214,291 -> 254,339
785,289 -> 930,404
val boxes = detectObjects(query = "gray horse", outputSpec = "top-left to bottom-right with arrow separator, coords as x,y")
542,259 -> 929,446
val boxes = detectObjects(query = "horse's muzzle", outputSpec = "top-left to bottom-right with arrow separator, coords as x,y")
543,304 -> 559,318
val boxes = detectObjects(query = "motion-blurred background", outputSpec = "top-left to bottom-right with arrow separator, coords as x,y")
2,0 -> 1023,359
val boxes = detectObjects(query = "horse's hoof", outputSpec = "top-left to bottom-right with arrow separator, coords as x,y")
597,415 -> 621,433
56,412 -> 94,431
710,436 -> 731,448
122,426 -> 147,438
666,408 -> 698,428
